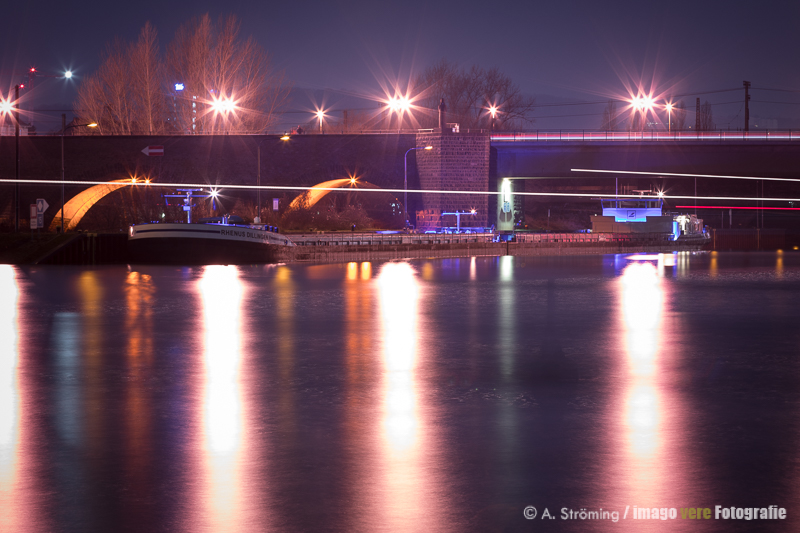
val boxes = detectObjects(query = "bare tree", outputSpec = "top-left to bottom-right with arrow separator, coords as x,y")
675,100 -> 687,131
698,100 -> 714,131
413,59 -> 535,130
128,22 -> 164,134
166,14 -> 290,133
74,15 -> 290,135
75,39 -> 135,134
600,100 -> 617,131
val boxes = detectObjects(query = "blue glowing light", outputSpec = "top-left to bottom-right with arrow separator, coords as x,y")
175,83 -> 185,91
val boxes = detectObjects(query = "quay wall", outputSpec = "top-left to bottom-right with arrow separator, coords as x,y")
284,240 -> 706,264
9,232 -> 709,265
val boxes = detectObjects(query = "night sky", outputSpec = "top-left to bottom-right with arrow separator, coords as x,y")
3,0 -> 799,131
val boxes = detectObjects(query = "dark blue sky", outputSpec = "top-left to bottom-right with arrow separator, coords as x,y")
3,0 -> 799,130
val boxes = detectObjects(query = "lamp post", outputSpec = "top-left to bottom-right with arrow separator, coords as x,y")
0,86 -> 22,231
14,85 -> 20,232
315,110 -> 325,133
255,135 -> 291,224
61,114 -> 97,232
403,145 -> 432,228
665,103 -> 673,133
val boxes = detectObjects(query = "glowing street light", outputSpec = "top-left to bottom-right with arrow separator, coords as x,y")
664,102 -> 673,132
211,97 -> 235,113
315,109 -> 325,133
403,146 -> 433,228
64,70 -> 73,79
489,105 -> 498,132
630,93 -> 655,131
61,114 -> 98,232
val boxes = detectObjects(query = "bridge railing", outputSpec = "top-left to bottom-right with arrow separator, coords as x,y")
289,232 -> 494,246
492,130 -> 800,142
514,232 -> 673,243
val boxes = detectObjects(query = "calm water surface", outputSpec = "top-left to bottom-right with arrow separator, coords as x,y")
1,252 -> 799,532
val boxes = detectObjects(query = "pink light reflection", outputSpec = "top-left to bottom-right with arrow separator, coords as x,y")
619,262 -> 682,506
376,262 -> 442,529
0,266 -> 20,490
198,265 -> 247,529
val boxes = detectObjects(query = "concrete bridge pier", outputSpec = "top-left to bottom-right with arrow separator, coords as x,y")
414,131 -> 490,230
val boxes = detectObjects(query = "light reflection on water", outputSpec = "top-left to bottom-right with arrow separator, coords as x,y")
0,265 -> 20,503
0,252 -> 798,531
377,262 -> 444,530
198,265 -> 248,530
618,260 -> 690,508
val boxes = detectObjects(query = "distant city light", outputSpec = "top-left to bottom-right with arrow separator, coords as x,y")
175,83 -> 185,91
424,146 -> 432,150
280,134 -> 290,141
64,70 -> 73,79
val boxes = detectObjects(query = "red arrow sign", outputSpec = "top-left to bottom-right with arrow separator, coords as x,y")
141,145 -> 164,156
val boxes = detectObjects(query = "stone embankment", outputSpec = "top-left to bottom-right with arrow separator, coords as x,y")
282,232 -> 705,263
1,231 -> 710,266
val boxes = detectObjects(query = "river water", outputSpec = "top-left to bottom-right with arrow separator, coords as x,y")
1,252 -> 799,532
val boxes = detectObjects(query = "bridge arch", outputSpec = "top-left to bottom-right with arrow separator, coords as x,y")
48,179 -> 133,232
288,178 -> 385,210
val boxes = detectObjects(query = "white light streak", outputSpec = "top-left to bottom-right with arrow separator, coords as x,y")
0,179 -> 797,203
572,168 -> 800,183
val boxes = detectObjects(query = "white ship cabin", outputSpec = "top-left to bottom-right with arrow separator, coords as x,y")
600,196 -> 664,222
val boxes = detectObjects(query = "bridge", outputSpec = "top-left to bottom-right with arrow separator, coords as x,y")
2,131 -> 800,233
491,130 -> 800,143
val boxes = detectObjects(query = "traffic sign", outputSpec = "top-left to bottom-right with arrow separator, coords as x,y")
36,198 -> 49,214
141,145 -> 164,156
30,205 -> 38,229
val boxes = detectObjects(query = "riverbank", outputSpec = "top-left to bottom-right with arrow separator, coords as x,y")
0,231 -> 713,265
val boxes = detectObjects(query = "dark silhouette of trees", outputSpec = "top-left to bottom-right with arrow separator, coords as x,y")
74,15 -> 289,134
413,59 -> 535,130
600,100 -> 618,131
697,100 -> 714,131
675,101 -> 687,131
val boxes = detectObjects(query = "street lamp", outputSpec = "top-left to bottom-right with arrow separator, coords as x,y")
0,88 -> 19,231
664,103 -> 673,133
254,135 -> 291,224
403,145 -> 432,228
489,105 -> 498,132
315,110 -> 325,133
61,114 -> 97,232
